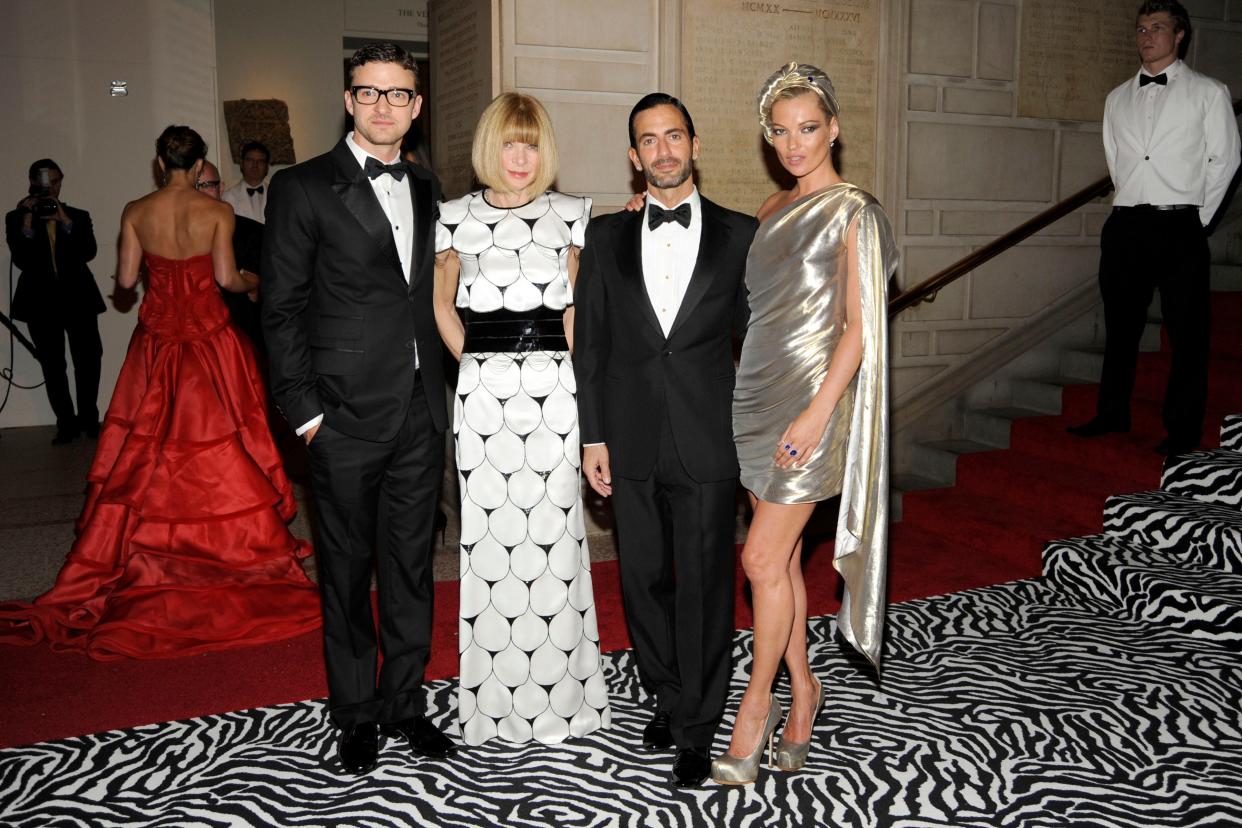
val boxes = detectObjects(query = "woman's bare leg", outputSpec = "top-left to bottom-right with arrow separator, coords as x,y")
726,498 -> 815,758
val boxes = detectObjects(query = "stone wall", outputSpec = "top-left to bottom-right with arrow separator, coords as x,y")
891,0 -> 1242,412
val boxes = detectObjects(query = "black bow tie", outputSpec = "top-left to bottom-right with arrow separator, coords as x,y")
648,202 -> 691,230
364,156 -> 408,182
1139,73 -> 1167,87
246,185 -> 264,197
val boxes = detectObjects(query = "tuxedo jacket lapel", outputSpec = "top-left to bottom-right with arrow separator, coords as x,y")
618,210 -> 666,341
668,199 -> 728,339
407,173 -> 432,292
328,141 -> 404,282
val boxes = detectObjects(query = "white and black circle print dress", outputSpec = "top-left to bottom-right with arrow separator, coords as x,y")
435,190 -> 611,745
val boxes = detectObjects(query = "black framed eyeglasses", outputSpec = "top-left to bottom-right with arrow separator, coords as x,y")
350,86 -> 416,107
195,179 -> 221,190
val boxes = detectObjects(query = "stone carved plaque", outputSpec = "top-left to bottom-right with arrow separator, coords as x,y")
222,99 -> 295,165
429,0 -> 493,198
681,0 -> 881,214
1018,0 -> 1136,121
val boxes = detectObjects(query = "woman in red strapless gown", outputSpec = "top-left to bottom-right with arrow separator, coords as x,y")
0,126 -> 320,660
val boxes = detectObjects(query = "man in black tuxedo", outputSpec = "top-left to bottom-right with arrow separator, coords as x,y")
196,160 -> 264,350
573,93 -> 757,788
262,42 -> 452,774
5,159 -> 104,444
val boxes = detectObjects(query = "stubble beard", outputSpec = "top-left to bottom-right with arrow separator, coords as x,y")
644,159 -> 692,191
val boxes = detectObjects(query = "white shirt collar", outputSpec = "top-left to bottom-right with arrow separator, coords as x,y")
1138,59 -> 1183,82
345,131 -> 401,169
644,186 -> 700,218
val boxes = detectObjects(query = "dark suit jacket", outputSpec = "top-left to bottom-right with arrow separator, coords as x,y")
5,204 -> 104,323
261,138 -> 447,442
573,196 -> 756,482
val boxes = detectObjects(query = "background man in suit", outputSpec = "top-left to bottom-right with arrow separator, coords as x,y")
1068,0 -> 1239,455
197,160 -> 264,350
222,140 -> 270,224
5,159 -> 104,444
262,42 -> 452,774
573,93 -> 757,788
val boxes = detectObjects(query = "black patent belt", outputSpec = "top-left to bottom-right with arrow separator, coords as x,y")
1113,204 -> 1197,213
461,307 -> 567,354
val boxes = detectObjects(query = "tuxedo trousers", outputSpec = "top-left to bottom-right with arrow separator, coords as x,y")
1096,206 -> 1210,444
27,315 -> 101,432
611,410 -> 736,751
307,375 -> 445,729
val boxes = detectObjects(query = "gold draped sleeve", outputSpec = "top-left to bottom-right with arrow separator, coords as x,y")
833,199 -> 896,670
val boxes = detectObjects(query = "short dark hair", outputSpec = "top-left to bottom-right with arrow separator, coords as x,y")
240,141 -> 270,162
28,159 -> 62,181
156,125 -> 207,171
347,42 -> 419,91
1137,1 -> 1192,58
628,93 -> 696,150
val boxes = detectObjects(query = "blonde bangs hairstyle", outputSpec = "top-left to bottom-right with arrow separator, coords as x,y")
471,93 -> 559,196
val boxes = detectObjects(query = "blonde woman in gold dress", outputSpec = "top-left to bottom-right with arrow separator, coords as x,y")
711,62 -> 898,785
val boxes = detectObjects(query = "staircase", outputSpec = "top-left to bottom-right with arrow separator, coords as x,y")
1043,413 -> 1242,644
892,266 -> 1242,589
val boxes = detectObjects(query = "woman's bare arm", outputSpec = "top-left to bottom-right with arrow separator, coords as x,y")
434,249 -> 465,360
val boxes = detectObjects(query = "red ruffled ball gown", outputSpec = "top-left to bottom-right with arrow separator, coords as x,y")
0,252 -> 321,660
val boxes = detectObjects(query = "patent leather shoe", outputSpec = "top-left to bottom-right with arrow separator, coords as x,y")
1066,417 -> 1129,438
672,747 -> 711,788
51,428 -> 79,445
642,711 -> 673,750
380,716 -> 455,759
337,721 -> 380,774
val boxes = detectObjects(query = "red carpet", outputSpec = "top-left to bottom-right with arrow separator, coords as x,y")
2,292 -> 1238,749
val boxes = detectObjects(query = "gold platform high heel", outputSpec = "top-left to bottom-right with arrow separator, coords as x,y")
710,695 -> 782,785
773,676 -> 824,772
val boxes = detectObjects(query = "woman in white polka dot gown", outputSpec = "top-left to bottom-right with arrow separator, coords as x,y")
433,92 -> 611,746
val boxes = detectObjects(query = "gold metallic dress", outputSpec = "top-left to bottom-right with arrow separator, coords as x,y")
733,183 -> 897,667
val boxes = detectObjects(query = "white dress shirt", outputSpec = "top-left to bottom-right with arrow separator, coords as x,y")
641,188 -> 703,338
296,132 -> 419,436
221,178 -> 269,224
1103,60 -> 1241,226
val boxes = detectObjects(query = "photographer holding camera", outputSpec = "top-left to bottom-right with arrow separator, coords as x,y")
5,159 -> 105,444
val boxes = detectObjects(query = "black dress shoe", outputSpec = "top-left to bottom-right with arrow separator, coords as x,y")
380,716 -> 455,759
672,747 -> 711,788
83,421 -> 100,439
1066,418 -> 1129,438
642,711 -> 673,750
51,429 -> 79,445
338,721 -> 380,774
1155,437 -> 1198,456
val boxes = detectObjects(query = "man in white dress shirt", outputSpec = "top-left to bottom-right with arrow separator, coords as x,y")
221,141 -> 270,224
1069,0 -> 1240,456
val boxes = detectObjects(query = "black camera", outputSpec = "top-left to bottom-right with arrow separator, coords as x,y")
28,168 -> 59,219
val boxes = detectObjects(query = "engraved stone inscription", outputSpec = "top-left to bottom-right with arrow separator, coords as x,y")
1018,0 -> 1136,121
681,0 -> 881,213
430,0 -> 492,197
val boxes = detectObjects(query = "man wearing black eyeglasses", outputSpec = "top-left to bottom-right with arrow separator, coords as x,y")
262,41 -> 452,775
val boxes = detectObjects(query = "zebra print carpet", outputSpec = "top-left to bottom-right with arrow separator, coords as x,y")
3,578 -> 1239,828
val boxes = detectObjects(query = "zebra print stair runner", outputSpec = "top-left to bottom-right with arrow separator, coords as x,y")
1045,416 -> 1242,645
4,418 -> 1240,827
3,579 -> 1239,827
1222,414 -> 1242,451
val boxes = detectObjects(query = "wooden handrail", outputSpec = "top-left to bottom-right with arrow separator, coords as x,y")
888,97 -> 1242,317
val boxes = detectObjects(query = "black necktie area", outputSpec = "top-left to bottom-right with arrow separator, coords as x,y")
647,202 -> 692,230
1139,73 -> 1168,87
246,185 -> 264,197
363,157 -> 409,182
